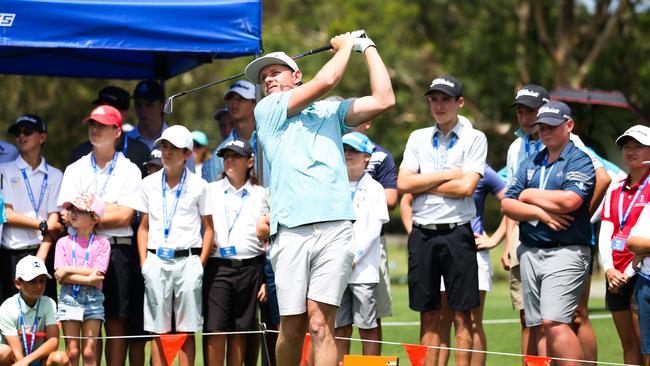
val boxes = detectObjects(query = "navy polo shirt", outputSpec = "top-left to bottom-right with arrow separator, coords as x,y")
505,141 -> 595,248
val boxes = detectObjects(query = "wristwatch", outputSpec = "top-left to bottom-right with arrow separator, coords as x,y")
39,220 -> 48,236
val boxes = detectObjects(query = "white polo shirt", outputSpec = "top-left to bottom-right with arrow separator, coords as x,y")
0,293 -> 57,346
349,173 -> 389,284
130,168 -> 212,250
0,156 -> 63,249
208,178 -> 265,259
400,118 -> 487,225
57,152 -> 141,238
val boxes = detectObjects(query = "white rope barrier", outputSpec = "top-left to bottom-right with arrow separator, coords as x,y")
58,315 -> 638,366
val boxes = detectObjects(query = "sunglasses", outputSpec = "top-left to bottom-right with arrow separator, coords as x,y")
11,127 -> 36,137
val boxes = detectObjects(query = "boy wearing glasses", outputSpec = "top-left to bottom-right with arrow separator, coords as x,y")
0,115 -> 64,303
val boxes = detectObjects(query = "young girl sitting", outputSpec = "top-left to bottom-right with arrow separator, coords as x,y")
54,192 -> 110,366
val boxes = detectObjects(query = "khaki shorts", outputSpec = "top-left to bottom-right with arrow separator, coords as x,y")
509,265 -> 524,311
376,235 -> 392,318
141,254 -> 204,333
270,220 -> 354,316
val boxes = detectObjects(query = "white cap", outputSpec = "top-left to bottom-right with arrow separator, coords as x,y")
154,125 -> 194,150
616,125 -> 650,147
16,255 -> 51,281
244,52 -> 299,84
224,80 -> 256,100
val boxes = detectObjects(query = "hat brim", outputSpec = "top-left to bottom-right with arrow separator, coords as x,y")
216,147 -> 251,158
534,117 -> 565,126
425,87 -> 459,97
511,99 -> 545,109
154,137 -> 192,150
8,121 -> 44,135
245,56 -> 296,84
19,272 -> 52,281
616,133 -> 650,147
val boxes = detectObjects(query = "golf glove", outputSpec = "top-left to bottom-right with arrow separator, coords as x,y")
351,30 -> 375,53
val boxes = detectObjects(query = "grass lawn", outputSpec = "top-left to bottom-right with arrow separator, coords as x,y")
66,236 -> 622,365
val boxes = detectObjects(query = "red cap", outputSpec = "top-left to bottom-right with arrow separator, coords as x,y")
84,105 -> 123,129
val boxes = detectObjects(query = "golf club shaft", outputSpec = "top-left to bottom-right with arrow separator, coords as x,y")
169,45 -> 333,100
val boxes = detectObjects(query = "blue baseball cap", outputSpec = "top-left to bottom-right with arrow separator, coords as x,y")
534,101 -> 572,126
342,132 -> 375,154
191,130 -> 209,147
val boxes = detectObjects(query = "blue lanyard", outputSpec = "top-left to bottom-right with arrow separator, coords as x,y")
20,165 -> 48,215
91,152 -> 118,197
162,169 -> 187,242
225,188 -> 248,244
16,297 -> 40,356
432,131 -> 457,172
617,174 -> 650,231
525,135 -> 542,158
122,137 -> 128,156
538,155 -> 555,190
350,175 -> 364,202
71,233 -> 94,299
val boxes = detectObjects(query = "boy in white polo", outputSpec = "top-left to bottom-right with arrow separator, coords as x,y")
335,132 -> 389,363
0,114 -> 64,303
132,125 -> 214,366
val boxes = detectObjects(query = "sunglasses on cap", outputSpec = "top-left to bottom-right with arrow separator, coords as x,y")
11,126 -> 37,137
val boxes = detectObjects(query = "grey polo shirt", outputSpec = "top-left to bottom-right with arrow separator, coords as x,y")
400,118 -> 487,225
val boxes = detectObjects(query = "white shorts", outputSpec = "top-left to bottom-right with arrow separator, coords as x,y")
141,254 -> 204,333
336,283 -> 378,329
440,250 -> 493,292
270,220 -> 355,316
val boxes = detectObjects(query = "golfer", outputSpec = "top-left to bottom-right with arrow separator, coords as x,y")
244,31 -> 394,366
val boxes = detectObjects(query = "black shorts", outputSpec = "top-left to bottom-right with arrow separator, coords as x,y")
606,275 -> 638,312
407,223 -> 479,312
0,246 -> 57,303
103,243 -> 134,318
202,256 -> 264,332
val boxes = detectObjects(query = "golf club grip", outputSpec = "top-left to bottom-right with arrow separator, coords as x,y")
293,44 -> 333,60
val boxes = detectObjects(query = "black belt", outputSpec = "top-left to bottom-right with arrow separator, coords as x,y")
109,237 -> 132,246
148,247 -> 202,258
212,255 -> 264,268
413,222 -> 467,231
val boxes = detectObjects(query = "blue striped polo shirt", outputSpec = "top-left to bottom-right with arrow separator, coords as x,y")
254,90 -> 355,235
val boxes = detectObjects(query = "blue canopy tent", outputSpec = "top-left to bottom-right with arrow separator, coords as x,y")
0,0 -> 262,79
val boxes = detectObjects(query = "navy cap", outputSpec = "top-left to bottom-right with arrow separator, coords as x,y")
133,79 -> 164,101
8,114 -> 47,134
425,75 -> 462,97
93,86 -> 130,111
511,84 -> 550,109
535,101 -> 572,126
217,139 -> 254,158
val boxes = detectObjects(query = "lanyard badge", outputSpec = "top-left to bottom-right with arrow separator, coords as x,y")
221,188 -> 248,257
16,297 -> 40,356
613,174 -> 650,251
160,169 -> 187,259
538,154 -> 555,190
432,131 -> 458,172
91,152 -> 118,197
71,234 -> 94,299
20,166 -> 48,215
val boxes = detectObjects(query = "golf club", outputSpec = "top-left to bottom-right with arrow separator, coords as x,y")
163,44 -> 334,115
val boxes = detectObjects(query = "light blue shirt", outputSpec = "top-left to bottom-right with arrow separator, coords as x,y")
254,91 -> 354,235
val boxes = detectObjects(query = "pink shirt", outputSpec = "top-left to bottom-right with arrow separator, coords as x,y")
54,234 -> 111,289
